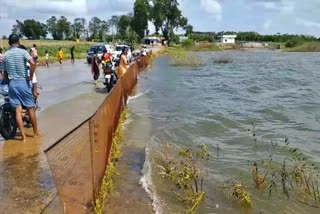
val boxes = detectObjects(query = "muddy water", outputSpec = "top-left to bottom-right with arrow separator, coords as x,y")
110,51 -> 320,214
0,61 -> 108,213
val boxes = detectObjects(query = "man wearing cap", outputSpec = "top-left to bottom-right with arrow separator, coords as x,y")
2,34 -> 41,141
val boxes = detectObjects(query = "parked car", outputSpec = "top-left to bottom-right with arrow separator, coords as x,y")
86,45 -> 106,64
113,45 -> 133,64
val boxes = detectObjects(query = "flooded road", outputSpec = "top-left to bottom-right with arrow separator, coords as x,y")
0,60 -> 108,213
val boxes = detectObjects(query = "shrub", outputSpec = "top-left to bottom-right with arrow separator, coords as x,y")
285,38 -> 304,48
181,39 -> 194,48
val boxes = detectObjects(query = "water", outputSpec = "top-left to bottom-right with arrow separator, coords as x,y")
128,51 -> 320,213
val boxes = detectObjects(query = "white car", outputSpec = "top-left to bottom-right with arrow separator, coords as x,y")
113,45 -> 132,63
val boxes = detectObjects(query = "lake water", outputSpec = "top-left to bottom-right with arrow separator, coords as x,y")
128,50 -> 320,214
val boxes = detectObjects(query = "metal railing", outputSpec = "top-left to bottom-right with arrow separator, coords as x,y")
43,53 -> 152,213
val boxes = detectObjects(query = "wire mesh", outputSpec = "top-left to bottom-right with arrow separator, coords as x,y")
43,52 -> 152,213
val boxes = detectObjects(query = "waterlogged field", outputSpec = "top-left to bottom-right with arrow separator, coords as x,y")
128,50 -> 320,213
0,39 -> 97,64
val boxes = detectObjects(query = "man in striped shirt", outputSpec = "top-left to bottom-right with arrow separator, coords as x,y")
3,34 -> 41,141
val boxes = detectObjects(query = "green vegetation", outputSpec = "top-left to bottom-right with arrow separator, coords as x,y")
158,144 -> 211,213
0,39 -> 97,64
93,109 -> 128,214
169,50 -> 204,67
225,123 -> 320,209
286,42 -> 320,52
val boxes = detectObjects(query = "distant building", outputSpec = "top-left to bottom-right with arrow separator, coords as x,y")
143,36 -> 161,45
179,36 -> 188,43
218,35 -> 237,44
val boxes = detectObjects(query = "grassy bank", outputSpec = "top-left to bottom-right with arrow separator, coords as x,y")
0,39 -> 98,64
286,41 -> 320,52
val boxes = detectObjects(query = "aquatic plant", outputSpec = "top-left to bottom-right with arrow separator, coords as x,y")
157,143 -> 211,213
93,108 -> 128,214
245,124 -> 320,208
169,50 -> 204,67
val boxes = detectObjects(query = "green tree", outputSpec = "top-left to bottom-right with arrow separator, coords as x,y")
150,0 -> 188,45
11,20 -> 24,38
46,16 -> 62,40
56,16 -> 71,40
118,14 -> 133,37
89,17 -> 102,39
132,0 -> 150,40
73,18 -> 86,39
22,19 -> 46,39
99,20 -> 110,42
184,24 -> 193,37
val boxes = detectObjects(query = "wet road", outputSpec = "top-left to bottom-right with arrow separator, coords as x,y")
0,60 -> 108,213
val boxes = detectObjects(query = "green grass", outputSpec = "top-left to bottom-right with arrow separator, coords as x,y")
286,41 -> 320,52
0,39 -> 99,64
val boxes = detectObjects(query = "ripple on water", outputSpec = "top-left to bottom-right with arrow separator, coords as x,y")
133,52 -> 320,213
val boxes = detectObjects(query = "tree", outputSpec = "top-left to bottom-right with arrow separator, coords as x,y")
89,17 -> 102,39
73,18 -> 86,39
184,24 -> 193,37
132,0 -> 150,41
12,20 -> 24,38
46,16 -> 61,40
22,19 -> 47,39
99,20 -> 110,41
56,16 -> 71,39
150,0 -> 188,45
118,14 -> 133,37
109,16 -> 120,35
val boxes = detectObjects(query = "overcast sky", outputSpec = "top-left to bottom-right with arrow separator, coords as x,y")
0,0 -> 319,37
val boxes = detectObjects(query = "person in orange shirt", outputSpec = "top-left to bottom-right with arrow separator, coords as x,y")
116,48 -> 129,78
57,47 -> 64,64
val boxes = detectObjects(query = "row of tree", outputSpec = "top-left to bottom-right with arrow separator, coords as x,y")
10,0 -> 319,45
10,0 -> 190,45
188,31 -> 319,43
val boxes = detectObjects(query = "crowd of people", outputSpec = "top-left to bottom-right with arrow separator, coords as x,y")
0,34 -> 41,141
0,33 -> 150,141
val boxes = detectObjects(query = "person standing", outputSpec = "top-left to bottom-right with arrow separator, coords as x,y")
30,44 -> 38,64
2,34 -> 41,141
91,50 -> 100,84
45,50 -> 49,67
117,48 -> 129,78
70,46 -> 75,63
58,47 -> 63,64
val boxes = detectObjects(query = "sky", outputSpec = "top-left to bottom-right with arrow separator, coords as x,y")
0,0 -> 319,37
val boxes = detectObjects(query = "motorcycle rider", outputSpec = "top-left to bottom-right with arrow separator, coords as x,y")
2,34 -> 41,141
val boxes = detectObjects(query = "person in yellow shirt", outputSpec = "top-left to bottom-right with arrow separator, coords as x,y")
58,47 -> 64,64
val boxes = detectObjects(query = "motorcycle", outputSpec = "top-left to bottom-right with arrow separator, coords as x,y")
102,60 -> 118,93
0,82 -> 40,140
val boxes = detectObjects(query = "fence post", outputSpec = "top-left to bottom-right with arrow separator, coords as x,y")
89,119 -> 97,200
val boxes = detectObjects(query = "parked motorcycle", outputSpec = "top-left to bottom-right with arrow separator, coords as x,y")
102,60 -> 118,93
0,82 -> 40,140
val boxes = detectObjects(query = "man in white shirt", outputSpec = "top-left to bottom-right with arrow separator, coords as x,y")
19,45 -> 38,99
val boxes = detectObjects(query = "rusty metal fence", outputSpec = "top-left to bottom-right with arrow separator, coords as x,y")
43,52 -> 152,213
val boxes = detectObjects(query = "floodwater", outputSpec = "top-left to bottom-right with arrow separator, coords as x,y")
115,51 -> 320,213
0,61 -> 108,213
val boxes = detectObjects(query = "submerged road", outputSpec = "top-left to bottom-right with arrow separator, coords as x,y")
0,60 -> 108,213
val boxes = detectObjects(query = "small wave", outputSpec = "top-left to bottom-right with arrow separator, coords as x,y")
127,88 -> 151,104
140,146 -> 163,214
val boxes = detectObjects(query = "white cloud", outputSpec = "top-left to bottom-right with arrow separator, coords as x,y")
263,19 -> 272,30
200,0 -> 222,21
296,18 -> 320,28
